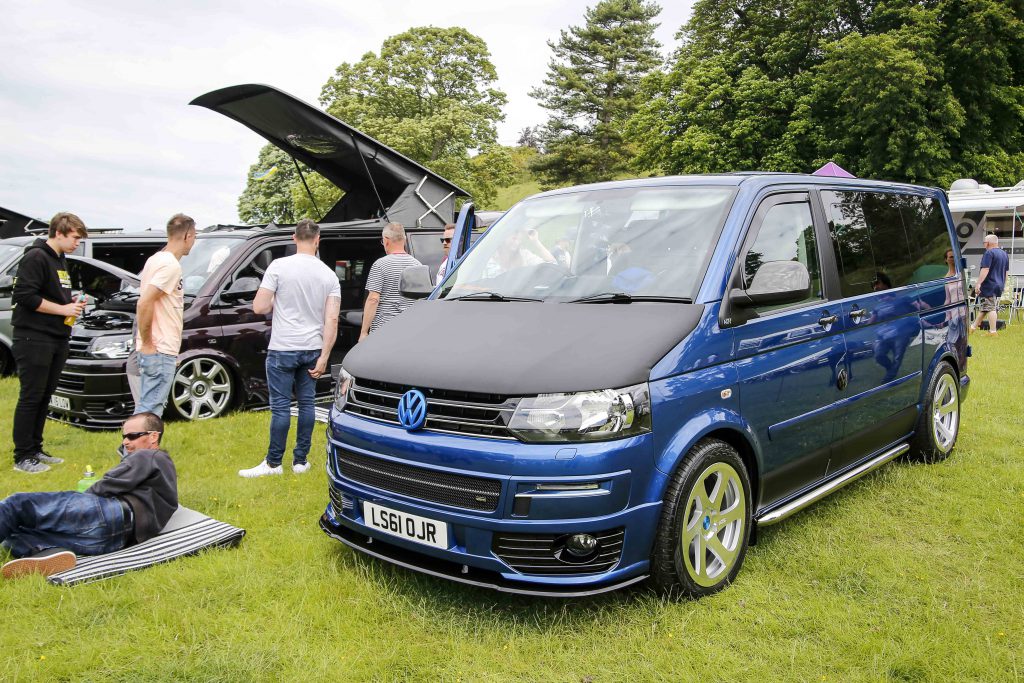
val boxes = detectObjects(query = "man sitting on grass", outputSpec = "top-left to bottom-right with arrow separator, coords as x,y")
0,412 -> 178,579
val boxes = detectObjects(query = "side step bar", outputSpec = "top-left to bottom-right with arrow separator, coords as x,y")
756,443 -> 910,526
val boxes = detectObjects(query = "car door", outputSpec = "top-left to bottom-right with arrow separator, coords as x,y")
731,192 -> 847,506
212,241 -> 293,399
314,234 -> 385,383
820,190 -> 924,468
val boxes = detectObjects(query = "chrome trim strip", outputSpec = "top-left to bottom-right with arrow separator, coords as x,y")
756,443 -> 909,526
514,489 -> 610,500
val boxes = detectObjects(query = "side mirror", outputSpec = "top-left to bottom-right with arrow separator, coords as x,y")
731,261 -> 810,308
341,311 -> 363,327
399,265 -> 434,300
0,274 -> 13,296
221,276 -> 260,303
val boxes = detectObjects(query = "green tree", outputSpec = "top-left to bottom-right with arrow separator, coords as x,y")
237,145 -> 298,224
629,0 -> 1024,186
530,0 -> 663,187
237,144 -> 341,224
319,26 -> 509,204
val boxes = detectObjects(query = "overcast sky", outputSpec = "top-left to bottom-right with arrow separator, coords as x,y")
1,0 -> 694,229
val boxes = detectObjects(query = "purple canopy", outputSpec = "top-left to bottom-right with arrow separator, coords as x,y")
813,162 -> 856,178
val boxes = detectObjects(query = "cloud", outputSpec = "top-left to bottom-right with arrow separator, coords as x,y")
0,0 -> 693,228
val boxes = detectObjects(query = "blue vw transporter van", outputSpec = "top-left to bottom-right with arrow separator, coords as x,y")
321,173 -> 970,598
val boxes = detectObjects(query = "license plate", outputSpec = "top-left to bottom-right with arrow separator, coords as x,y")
49,394 -> 70,411
363,501 -> 448,550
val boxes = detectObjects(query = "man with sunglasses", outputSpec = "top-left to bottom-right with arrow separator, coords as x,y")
1,412 -> 178,578
434,223 -> 456,286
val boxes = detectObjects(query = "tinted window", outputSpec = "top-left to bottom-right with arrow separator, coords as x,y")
317,238 -> 385,311
407,232 -> 445,281
824,191 -> 953,297
743,200 -> 821,313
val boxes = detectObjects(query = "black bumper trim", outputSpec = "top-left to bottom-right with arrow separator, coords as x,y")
319,515 -> 648,598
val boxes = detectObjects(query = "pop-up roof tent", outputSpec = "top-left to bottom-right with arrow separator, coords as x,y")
191,84 -> 469,229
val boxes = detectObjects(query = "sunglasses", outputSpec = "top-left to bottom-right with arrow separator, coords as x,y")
440,237 -> 452,245
122,430 -> 159,441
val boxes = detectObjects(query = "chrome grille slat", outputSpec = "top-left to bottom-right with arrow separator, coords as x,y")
334,449 -> 501,512
492,529 -> 625,575
345,377 -> 517,440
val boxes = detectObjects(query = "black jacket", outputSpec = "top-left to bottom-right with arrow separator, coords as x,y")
11,238 -> 73,340
90,448 -> 178,544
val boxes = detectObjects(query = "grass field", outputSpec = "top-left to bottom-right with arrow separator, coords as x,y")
1,328 -> 1022,681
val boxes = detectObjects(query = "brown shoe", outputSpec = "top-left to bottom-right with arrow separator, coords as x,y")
1,549 -> 76,579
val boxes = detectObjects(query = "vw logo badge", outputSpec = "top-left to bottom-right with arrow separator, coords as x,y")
397,389 -> 428,431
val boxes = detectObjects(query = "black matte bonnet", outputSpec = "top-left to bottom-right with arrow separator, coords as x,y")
342,300 -> 704,395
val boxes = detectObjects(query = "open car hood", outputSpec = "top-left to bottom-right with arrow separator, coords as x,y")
190,84 -> 468,228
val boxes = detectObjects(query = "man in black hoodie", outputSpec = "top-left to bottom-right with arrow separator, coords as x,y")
10,212 -> 88,473
0,412 -> 178,578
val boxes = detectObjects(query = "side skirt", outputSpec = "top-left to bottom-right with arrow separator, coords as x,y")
755,442 -> 909,527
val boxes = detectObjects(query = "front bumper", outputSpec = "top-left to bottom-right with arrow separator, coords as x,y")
321,415 -> 664,596
47,357 -> 133,429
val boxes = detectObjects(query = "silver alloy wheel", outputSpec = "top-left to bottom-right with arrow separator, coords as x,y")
682,462 -> 746,587
172,357 -> 232,420
931,373 -> 959,453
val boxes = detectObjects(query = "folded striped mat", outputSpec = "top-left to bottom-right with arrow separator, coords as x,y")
47,506 -> 245,586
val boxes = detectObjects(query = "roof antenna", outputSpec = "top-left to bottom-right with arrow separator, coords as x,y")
349,132 -> 391,222
291,157 -> 323,221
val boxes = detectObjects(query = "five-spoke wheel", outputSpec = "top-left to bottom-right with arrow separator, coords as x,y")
908,362 -> 960,463
170,357 -> 234,421
651,438 -> 752,597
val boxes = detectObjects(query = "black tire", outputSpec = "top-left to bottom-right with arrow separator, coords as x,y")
650,438 -> 752,598
906,362 -> 960,464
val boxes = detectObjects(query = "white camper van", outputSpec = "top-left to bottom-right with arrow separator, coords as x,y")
948,179 -> 1024,282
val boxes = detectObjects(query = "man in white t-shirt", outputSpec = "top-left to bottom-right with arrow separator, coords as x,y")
134,214 -> 195,416
359,223 -> 422,341
239,219 -> 341,478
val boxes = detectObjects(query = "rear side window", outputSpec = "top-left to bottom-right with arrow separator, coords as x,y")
824,191 -> 953,297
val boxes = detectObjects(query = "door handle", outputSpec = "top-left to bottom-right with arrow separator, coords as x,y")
850,307 -> 868,322
818,313 -> 838,327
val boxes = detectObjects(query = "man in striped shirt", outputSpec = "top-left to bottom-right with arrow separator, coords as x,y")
359,223 -> 422,341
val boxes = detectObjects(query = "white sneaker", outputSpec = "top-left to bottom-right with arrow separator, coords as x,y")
292,462 -> 311,474
238,460 -> 283,478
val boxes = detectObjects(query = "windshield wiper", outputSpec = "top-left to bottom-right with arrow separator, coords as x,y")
567,292 -> 693,304
447,291 -> 542,302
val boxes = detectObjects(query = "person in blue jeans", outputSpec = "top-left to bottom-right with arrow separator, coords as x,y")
239,219 -> 341,478
1,412 -> 178,578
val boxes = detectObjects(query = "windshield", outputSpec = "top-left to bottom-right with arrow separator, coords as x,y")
180,237 -> 246,296
438,186 -> 735,302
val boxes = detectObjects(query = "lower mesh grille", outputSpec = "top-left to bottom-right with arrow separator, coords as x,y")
492,528 -> 625,575
334,449 -> 501,512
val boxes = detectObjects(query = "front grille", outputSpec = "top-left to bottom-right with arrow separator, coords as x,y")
68,336 -> 92,359
493,528 -> 625,575
335,449 -> 501,512
56,373 -> 85,393
345,377 -> 517,440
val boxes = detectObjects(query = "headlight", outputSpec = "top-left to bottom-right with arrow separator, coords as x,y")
89,334 -> 134,359
509,383 -> 651,443
334,366 -> 354,412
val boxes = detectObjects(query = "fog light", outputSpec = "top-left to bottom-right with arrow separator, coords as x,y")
565,533 -> 598,557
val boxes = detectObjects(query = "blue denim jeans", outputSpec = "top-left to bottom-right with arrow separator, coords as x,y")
265,349 -> 320,467
136,352 -> 176,416
0,491 -> 131,558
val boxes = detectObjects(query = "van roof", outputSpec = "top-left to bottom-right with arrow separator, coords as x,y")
527,173 -> 944,200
